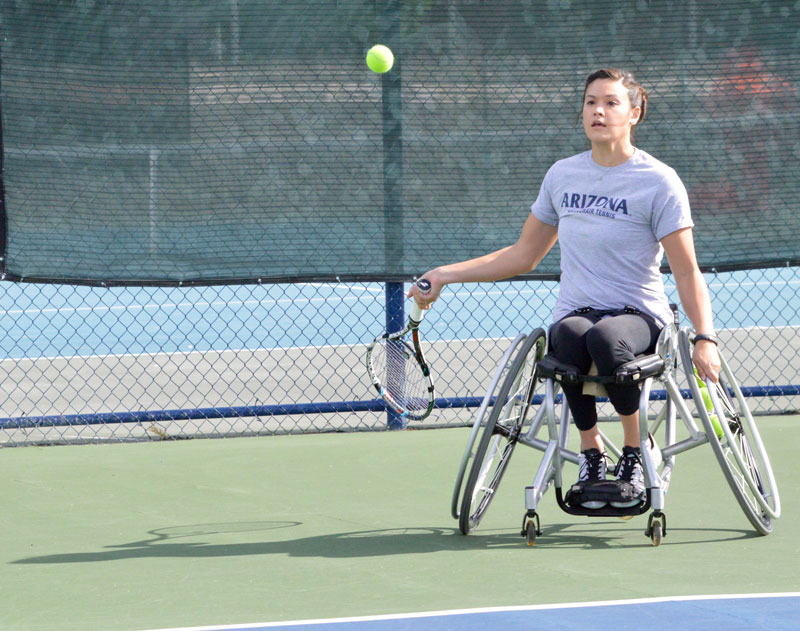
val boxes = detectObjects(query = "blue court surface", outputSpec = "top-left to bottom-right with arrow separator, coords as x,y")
146,594 -> 799,631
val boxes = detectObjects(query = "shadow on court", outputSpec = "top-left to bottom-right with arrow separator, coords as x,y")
12,521 -> 760,565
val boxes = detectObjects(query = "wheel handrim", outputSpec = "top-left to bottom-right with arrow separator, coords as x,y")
713,353 -> 781,520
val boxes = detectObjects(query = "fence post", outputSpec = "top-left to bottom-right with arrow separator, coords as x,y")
381,1 -> 405,429
381,0 -> 403,274
384,281 -> 407,429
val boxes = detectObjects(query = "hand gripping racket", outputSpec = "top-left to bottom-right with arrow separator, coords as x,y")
366,279 -> 435,420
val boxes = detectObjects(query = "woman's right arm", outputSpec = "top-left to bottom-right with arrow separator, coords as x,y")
409,214 -> 558,306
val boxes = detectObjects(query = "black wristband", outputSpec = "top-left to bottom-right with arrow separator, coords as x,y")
693,333 -> 718,346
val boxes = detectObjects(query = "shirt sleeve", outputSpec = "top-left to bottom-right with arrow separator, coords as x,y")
530,166 -> 559,226
651,168 -> 694,240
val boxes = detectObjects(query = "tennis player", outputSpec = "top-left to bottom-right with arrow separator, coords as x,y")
410,68 -> 721,508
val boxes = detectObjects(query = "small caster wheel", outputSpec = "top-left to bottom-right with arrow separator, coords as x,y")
525,520 -> 537,546
645,511 -> 667,547
521,511 -> 541,546
650,520 -> 663,546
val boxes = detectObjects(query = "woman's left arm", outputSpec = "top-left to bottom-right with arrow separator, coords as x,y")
661,227 -> 721,382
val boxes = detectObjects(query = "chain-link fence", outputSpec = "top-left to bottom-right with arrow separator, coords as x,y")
3,1 -> 799,283
1,267 -> 798,445
1,1 -> 798,444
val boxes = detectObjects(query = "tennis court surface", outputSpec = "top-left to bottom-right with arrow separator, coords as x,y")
2,418 -> 798,631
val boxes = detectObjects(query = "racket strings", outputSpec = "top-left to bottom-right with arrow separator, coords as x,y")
372,337 -> 430,412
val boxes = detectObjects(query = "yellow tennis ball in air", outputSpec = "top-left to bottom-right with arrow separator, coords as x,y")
366,45 -> 394,73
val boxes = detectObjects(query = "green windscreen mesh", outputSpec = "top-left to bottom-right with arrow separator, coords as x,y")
1,1 -> 798,284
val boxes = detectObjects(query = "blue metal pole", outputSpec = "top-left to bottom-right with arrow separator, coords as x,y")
384,280 -> 407,429
380,1 -> 405,430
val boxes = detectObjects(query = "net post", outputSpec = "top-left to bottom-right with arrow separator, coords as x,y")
385,281 -> 407,430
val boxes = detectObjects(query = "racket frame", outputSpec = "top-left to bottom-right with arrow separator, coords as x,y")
366,280 -> 435,420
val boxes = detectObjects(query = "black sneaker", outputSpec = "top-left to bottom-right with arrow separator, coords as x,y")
576,448 -> 608,509
611,446 -> 646,508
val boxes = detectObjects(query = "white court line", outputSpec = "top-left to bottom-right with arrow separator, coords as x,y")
0,335 -> 518,363
316,283 -> 383,295
0,294 -> 375,317
140,592 -> 800,631
705,280 -> 800,288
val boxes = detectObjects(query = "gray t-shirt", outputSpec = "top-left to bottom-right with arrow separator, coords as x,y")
530,149 -> 693,326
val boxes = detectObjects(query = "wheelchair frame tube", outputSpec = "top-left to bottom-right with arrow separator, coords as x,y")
526,440 -> 559,511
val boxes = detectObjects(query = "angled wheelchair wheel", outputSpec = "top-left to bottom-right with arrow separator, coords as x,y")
451,333 -> 528,520
679,330 -> 781,535
458,328 -> 547,535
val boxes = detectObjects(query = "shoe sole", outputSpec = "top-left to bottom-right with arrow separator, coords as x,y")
581,500 -> 607,509
610,498 -> 645,508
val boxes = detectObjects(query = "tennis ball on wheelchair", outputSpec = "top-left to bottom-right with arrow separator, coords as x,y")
694,369 -> 723,438
709,413 -> 724,439
366,45 -> 394,73
699,382 -> 713,411
701,387 -> 725,437
694,368 -> 714,410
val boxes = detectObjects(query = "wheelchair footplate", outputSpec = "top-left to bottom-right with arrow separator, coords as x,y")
555,483 -> 651,517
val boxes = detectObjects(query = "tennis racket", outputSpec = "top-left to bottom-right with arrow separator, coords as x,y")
366,279 -> 435,420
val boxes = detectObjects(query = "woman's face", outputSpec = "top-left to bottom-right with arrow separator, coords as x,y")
582,78 -> 641,145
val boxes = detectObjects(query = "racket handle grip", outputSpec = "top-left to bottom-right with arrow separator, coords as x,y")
408,279 -> 431,326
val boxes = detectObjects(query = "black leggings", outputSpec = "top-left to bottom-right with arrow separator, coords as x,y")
548,308 -> 663,431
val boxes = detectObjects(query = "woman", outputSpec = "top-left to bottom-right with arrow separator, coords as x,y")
410,68 -> 721,508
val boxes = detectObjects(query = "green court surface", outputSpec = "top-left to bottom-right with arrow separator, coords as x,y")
1,416 -> 798,631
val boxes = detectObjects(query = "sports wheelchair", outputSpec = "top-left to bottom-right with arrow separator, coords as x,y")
451,310 -> 781,546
